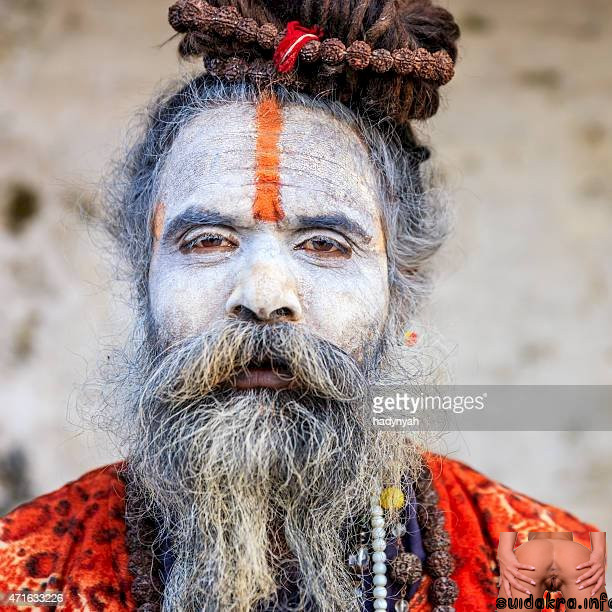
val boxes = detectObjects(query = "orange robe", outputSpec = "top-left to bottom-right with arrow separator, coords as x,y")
0,457 -> 598,611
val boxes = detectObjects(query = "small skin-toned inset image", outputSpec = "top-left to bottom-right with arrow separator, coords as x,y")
496,532 -> 609,611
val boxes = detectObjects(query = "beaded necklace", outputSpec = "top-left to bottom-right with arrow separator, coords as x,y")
124,461 -> 458,610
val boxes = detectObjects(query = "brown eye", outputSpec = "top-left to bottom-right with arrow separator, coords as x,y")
182,233 -> 235,253
299,236 -> 350,258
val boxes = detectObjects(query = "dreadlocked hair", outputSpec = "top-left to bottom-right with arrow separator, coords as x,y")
168,0 -> 460,125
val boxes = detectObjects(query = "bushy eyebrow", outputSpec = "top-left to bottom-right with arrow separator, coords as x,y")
162,206 -> 237,242
161,207 -> 373,245
296,213 -> 372,244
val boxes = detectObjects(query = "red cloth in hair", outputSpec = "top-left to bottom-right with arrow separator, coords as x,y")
273,20 -> 324,73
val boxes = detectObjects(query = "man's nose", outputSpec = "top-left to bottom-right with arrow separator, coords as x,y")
225,261 -> 303,323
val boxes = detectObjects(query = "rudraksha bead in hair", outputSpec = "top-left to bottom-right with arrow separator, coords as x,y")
420,53 -> 440,81
320,38 -> 346,65
168,1 -> 186,32
391,552 -> 423,585
410,47 -> 432,77
369,48 -> 394,73
392,48 -> 414,75
212,5 -> 240,37
431,577 -> 459,606
426,551 -> 455,578
168,0 -> 206,33
299,40 -> 321,63
199,2 -> 216,31
434,50 -> 455,85
346,40 -> 371,70
222,56 -> 248,81
235,17 -> 258,43
423,529 -> 451,553
257,23 -> 278,49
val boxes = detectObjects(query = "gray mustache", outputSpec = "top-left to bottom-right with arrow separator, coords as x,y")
145,320 -> 367,402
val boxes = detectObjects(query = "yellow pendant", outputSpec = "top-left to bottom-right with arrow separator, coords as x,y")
380,486 -> 405,510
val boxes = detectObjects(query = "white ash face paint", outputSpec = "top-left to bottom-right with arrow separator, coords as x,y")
149,101 -> 389,357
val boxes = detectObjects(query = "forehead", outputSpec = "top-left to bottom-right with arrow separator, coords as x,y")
158,101 -> 384,233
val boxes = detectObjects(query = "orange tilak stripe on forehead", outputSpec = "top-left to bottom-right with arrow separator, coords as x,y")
253,93 -> 284,222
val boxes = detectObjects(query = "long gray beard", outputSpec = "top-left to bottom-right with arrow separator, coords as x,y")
122,321 -> 423,611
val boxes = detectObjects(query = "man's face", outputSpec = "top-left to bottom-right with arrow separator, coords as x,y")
124,98 -> 424,612
148,98 -> 389,361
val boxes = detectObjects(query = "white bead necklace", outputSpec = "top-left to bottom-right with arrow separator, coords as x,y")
370,493 -> 388,610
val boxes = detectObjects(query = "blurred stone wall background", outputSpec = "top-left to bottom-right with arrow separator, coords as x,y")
0,0 -> 610,539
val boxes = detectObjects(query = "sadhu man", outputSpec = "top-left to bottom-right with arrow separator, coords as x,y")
0,1 -> 601,610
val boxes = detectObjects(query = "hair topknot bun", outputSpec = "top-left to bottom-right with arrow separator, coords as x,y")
168,0 -> 460,124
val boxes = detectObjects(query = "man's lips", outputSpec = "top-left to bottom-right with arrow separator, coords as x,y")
234,367 -> 293,390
